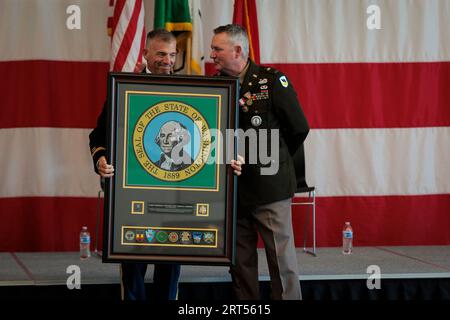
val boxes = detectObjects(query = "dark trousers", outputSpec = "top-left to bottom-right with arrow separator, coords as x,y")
120,263 -> 181,300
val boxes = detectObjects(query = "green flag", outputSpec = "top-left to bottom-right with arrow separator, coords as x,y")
154,0 -> 192,32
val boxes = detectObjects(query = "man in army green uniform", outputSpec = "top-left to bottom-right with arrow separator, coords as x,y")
210,24 -> 310,300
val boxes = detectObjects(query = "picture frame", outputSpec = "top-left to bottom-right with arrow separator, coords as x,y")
102,72 -> 239,265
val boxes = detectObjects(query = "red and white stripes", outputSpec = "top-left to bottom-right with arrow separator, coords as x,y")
0,0 -> 449,250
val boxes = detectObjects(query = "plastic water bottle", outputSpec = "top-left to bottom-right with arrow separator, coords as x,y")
342,222 -> 353,255
80,226 -> 91,259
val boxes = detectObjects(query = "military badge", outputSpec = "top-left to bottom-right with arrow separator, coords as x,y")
258,78 -> 268,84
125,230 -> 135,242
180,231 -> 192,243
135,232 -> 145,242
131,201 -> 144,214
239,98 -> 249,112
253,92 -> 269,100
203,232 -> 215,244
196,203 -> 209,216
168,232 -> 179,243
251,115 -> 262,127
192,232 -> 202,244
145,229 -> 155,242
241,92 -> 254,108
132,101 -> 212,182
156,231 -> 168,243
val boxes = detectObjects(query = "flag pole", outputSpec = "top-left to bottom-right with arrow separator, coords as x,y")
186,33 -> 192,75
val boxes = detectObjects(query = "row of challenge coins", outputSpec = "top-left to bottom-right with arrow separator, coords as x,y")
124,228 -> 215,246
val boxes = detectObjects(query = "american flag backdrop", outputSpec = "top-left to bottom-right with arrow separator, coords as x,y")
0,0 -> 449,251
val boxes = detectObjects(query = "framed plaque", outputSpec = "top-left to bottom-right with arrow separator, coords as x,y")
103,72 -> 239,266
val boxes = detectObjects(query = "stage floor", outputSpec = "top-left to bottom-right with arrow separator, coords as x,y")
2,246 -> 450,287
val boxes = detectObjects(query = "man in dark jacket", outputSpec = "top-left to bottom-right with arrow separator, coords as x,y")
210,24 -> 310,300
89,29 -> 181,301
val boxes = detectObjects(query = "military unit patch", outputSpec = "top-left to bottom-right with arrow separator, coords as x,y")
192,232 -> 202,244
125,230 -> 135,241
168,232 -> 179,243
145,229 -> 155,242
251,115 -> 262,127
279,76 -> 288,88
203,232 -> 215,244
156,231 -> 168,243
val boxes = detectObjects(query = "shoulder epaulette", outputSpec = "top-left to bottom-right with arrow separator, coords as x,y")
263,67 -> 280,75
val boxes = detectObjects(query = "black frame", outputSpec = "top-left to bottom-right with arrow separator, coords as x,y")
103,72 -> 239,266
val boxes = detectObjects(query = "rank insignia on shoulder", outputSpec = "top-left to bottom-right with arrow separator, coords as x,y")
279,76 -> 288,88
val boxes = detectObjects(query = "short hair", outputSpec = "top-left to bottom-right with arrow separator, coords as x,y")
146,28 -> 176,44
213,24 -> 249,59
